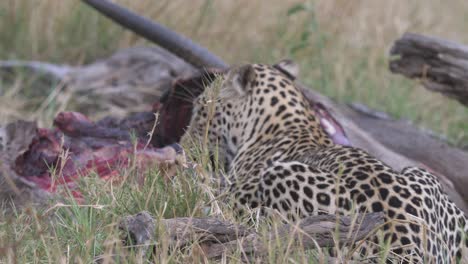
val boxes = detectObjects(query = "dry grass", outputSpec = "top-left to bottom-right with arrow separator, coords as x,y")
0,1 -> 467,263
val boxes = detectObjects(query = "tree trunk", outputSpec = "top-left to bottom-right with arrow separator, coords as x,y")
118,211 -> 384,261
390,32 -> 468,106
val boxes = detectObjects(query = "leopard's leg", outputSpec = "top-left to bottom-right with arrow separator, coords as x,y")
255,160 -> 425,263
400,167 -> 468,264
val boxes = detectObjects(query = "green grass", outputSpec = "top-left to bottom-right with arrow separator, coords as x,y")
1,164 -> 208,263
0,149 -> 350,263
0,0 -> 467,263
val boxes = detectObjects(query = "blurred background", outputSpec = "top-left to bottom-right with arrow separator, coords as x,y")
0,0 -> 467,145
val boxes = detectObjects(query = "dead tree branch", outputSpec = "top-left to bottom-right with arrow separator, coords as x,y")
80,1 -> 468,214
82,0 -> 227,69
118,211 -> 384,260
390,32 -> 468,106
0,60 -> 74,80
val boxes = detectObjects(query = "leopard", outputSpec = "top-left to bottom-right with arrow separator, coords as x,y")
181,60 -> 468,263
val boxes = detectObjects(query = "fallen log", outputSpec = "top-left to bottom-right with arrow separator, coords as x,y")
67,46 -> 197,116
390,32 -> 468,106
82,0 -> 227,69
0,121 -> 51,211
118,211 -> 384,260
5,64 -> 467,215
0,46 -> 196,117
80,0 -> 468,214
0,60 -> 74,80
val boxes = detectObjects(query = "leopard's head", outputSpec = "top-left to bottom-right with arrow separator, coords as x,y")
182,60 -> 329,168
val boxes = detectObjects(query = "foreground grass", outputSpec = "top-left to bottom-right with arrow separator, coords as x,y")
0,159 -> 344,263
0,147 -> 438,263
1,165 -> 206,263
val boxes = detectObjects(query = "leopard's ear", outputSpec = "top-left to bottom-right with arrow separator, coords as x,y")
228,64 -> 256,97
273,59 -> 299,80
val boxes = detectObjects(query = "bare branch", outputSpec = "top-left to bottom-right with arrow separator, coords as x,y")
81,0 -> 228,69
0,60 -> 73,80
390,32 -> 468,106
118,211 -> 384,260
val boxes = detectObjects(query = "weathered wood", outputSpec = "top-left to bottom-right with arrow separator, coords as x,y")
82,0 -> 227,69
201,212 -> 384,259
3,53 -> 467,215
118,211 -> 384,260
79,0 -> 468,214
0,60 -> 73,80
0,121 -> 51,211
159,216 -> 252,247
67,46 -> 196,116
390,32 -> 468,106
0,46 -> 196,117
118,211 -> 156,258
